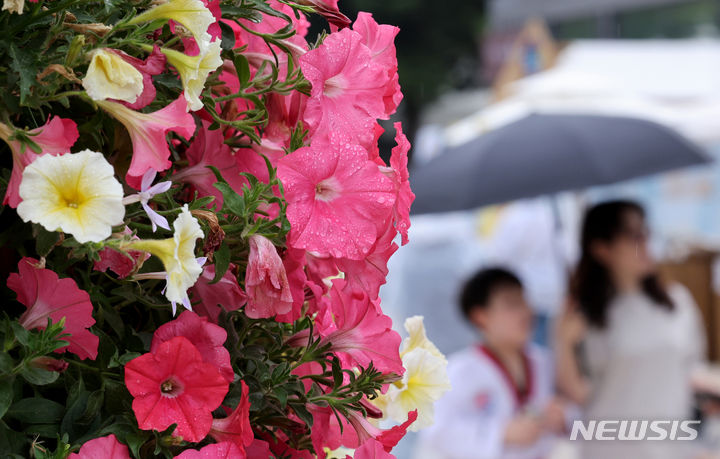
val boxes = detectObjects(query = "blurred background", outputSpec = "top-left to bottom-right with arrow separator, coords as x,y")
336,0 -> 720,458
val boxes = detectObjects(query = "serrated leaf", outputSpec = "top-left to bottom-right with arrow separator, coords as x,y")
210,242 -> 230,284
8,43 -> 39,106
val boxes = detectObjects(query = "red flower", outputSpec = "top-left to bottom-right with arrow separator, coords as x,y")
124,337 -> 229,442
94,228 -> 149,279
151,310 -> 234,383
173,442 -> 245,459
68,434 -> 130,459
7,257 -> 98,360
209,381 -> 253,449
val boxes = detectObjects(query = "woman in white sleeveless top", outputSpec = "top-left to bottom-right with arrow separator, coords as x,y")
556,200 -> 706,459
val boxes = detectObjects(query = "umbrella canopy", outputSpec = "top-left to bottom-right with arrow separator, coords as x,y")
411,113 -> 711,214
444,40 -> 720,148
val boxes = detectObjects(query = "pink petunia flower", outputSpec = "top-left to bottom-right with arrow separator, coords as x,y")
1,116 -> 79,208
352,12 -> 402,117
124,336 -> 229,442
221,1 -> 308,68
299,27 -> 390,148
277,141 -> 395,260
350,439 -> 396,459
174,121 -> 244,208
336,224 -> 399,301
310,404 -> 416,453
209,380 -> 253,449
244,234 -> 293,319
8,257 -> 98,360
173,442 -> 245,459
96,97 -> 196,189
68,434 -> 130,459
383,123 -> 414,246
302,224 -> 397,302
151,310 -> 234,383
315,279 -> 403,376
190,264 -> 247,323
273,247 -> 308,323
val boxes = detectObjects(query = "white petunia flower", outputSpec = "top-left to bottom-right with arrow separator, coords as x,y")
129,0 -> 215,55
161,40 -> 223,111
17,150 -> 125,243
129,205 -> 204,313
373,316 -> 451,431
2,0 -> 24,14
82,49 -> 144,103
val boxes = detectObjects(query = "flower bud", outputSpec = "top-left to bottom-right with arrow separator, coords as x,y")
29,356 -> 69,373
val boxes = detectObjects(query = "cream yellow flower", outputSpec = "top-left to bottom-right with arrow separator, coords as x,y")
129,0 -> 214,54
382,347 -> 451,431
129,205 -> 204,313
82,49 -> 144,103
2,0 -> 24,14
401,315 -> 446,362
16,150 -> 125,243
374,316 -> 450,431
161,40 -> 223,111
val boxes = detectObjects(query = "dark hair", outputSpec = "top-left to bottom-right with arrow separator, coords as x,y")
571,200 -> 672,328
459,267 -> 522,319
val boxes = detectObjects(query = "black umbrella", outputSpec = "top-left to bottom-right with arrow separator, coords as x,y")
410,114 -> 711,214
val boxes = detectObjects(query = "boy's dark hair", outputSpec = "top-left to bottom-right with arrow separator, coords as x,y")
459,267 -> 522,319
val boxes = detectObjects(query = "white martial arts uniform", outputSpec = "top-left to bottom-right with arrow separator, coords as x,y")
417,344 -> 557,459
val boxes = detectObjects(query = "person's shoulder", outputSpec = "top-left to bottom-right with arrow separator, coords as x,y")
526,342 -> 552,367
447,346 -> 491,374
667,282 -> 697,310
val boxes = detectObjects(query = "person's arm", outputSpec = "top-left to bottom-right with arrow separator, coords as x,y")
554,301 -> 591,405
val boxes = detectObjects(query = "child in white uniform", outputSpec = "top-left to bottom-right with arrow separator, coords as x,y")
418,268 -> 565,459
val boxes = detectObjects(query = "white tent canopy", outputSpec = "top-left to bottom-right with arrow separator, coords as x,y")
445,39 -> 720,148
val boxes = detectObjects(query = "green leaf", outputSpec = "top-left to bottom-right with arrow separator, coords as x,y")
210,167 -> 245,217
8,43 -> 39,106
20,366 -> 59,386
233,53 -> 251,88
210,242 -> 230,284
219,21 -> 236,50
9,323 -> 29,347
0,377 -> 14,419
0,352 -> 14,374
34,226 -> 60,257
289,401 -> 313,427
6,398 -> 65,424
